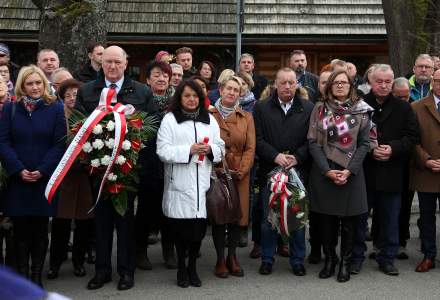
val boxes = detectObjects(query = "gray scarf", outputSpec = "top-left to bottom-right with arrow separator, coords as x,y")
215,98 -> 236,119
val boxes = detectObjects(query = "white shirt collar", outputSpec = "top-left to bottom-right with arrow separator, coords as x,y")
278,97 -> 294,114
434,94 -> 440,106
105,76 -> 124,93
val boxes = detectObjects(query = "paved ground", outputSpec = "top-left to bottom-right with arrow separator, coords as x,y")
44,210 -> 440,300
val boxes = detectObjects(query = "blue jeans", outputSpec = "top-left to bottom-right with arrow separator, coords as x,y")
260,185 -> 305,267
418,192 -> 440,260
353,190 -> 400,265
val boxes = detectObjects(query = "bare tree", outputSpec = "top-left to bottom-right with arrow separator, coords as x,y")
32,0 -> 108,73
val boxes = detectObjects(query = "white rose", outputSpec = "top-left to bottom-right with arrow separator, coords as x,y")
122,140 -> 131,151
90,159 -> 101,168
82,142 -> 93,153
296,212 -> 305,219
92,139 -> 104,150
299,190 -> 306,199
101,155 -> 111,166
106,120 -> 115,131
93,124 -> 103,135
105,138 -> 115,149
116,155 -> 126,165
107,173 -> 117,181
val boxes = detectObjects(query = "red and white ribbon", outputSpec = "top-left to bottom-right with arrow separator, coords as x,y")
268,172 -> 292,236
45,88 -> 131,209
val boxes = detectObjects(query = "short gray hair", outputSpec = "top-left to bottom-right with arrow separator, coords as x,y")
371,64 -> 394,80
239,53 -> 254,63
392,77 -> 410,90
170,63 -> 183,71
415,54 -> 433,65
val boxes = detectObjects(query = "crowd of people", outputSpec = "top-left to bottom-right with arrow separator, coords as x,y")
0,41 -> 439,293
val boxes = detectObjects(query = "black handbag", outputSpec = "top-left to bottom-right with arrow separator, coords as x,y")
206,156 -> 242,225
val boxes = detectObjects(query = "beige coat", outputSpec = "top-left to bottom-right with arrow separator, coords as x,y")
410,95 -> 440,193
211,107 -> 256,226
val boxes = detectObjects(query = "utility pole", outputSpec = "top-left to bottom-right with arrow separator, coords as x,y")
235,0 -> 244,72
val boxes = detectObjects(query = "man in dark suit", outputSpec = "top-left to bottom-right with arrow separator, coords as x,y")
352,64 -> 419,276
289,50 -> 319,102
254,68 -> 313,276
76,45 -> 156,291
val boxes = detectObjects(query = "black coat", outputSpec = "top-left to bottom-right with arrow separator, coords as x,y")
252,73 -> 268,100
75,71 -> 158,182
363,92 -> 419,192
73,61 -> 99,83
254,91 -> 314,184
298,71 -> 319,102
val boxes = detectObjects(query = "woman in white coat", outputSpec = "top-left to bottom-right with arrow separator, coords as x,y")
157,79 -> 224,288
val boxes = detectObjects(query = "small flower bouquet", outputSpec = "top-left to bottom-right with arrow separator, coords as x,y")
45,88 -> 157,216
267,166 -> 308,240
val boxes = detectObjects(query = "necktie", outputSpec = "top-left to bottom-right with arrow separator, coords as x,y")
109,83 -> 117,90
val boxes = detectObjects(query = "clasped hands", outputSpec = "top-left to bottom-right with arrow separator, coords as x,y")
373,144 -> 392,161
326,169 -> 351,186
20,169 -> 42,182
274,153 -> 297,169
190,142 -> 212,155
426,159 -> 440,172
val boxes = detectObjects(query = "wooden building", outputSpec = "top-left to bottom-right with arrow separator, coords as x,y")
0,0 -> 388,80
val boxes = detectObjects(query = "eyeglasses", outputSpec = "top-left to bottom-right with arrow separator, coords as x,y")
332,81 -> 350,87
416,65 -> 433,69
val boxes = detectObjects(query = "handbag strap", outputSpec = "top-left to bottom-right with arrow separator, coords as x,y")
220,152 -> 232,177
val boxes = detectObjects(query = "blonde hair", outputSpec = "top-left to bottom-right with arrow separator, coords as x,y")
237,71 -> 254,89
15,65 -> 56,103
217,69 -> 235,84
219,75 -> 242,89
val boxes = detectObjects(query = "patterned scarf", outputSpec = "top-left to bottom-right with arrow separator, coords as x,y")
152,86 -> 174,116
239,90 -> 256,112
308,98 -> 374,168
181,108 -> 200,120
22,96 -> 42,113
214,98 -> 236,119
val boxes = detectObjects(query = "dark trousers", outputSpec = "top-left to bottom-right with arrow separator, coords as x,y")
135,178 -> 169,249
308,210 -> 322,252
399,189 -> 415,247
318,213 -> 357,257
12,216 -> 49,276
418,192 -> 440,260
353,190 -> 400,265
49,218 -> 93,268
94,196 -> 135,277
0,223 -> 15,268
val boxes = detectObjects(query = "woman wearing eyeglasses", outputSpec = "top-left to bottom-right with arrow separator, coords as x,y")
307,70 -> 373,282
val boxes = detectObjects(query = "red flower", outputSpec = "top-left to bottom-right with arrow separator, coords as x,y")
128,118 -> 143,130
291,204 -> 301,214
131,139 -> 141,152
121,160 -> 133,174
108,183 -> 125,194
78,151 -> 88,159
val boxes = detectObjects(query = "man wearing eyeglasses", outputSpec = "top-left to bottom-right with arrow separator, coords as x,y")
409,54 -> 434,102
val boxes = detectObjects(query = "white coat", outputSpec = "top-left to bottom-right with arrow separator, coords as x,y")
156,111 -> 224,219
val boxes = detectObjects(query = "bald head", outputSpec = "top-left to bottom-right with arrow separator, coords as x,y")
52,68 -> 73,93
102,46 -> 128,82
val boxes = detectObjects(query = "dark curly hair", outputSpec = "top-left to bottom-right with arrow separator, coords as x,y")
169,79 -> 207,113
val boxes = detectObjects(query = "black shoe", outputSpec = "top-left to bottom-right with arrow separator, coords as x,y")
368,251 -> 377,259
117,275 -> 134,291
238,228 -> 248,248
259,262 -> 272,275
87,274 -> 112,290
379,263 -> 399,276
148,233 -> 159,245
350,261 -> 363,275
319,257 -> 338,279
292,264 -> 306,276
187,267 -> 202,287
47,266 -> 60,280
177,269 -> 189,288
337,259 -> 351,282
136,247 -> 152,270
73,265 -> 86,277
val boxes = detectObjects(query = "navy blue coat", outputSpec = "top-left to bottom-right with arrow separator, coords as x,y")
0,100 -> 66,216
